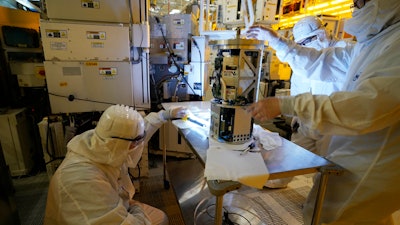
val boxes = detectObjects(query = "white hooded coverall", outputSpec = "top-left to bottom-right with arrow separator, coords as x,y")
44,109 -> 172,225
274,0 -> 400,224
266,18 -> 354,189
288,23 -> 354,157
290,32 -> 351,97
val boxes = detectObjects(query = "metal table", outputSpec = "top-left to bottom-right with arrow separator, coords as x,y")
162,101 -> 343,225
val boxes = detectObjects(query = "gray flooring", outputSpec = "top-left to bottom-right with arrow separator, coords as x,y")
12,171 -> 49,225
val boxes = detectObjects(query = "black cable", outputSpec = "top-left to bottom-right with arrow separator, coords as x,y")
48,92 -> 149,111
224,211 -> 251,225
205,203 -> 216,218
154,16 -> 198,97
203,204 -> 254,225
190,37 -> 203,96
150,72 -> 181,107
154,16 -> 187,76
150,72 -> 161,105
129,157 -> 141,180
181,73 -> 197,95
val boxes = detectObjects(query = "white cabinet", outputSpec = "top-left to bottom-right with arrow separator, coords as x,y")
0,108 -> 34,176
45,0 -> 135,23
40,20 -> 130,62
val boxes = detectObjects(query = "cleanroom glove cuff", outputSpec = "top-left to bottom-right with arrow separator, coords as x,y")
128,204 -> 151,225
160,106 -> 187,121
277,95 -> 297,117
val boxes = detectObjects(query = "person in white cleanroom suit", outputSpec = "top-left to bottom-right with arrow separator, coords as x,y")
290,16 -> 355,155
266,16 -> 354,188
246,0 -> 400,224
290,15 -> 352,97
44,105 -> 186,225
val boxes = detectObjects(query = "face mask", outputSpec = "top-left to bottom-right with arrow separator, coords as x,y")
344,1 -> 378,42
126,141 -> 144,168
301,29 -> 329,50
305,38 -> 325,50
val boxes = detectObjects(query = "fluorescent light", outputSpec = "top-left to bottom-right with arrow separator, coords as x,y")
307,3 -> 329,11
330,0 -> 349,5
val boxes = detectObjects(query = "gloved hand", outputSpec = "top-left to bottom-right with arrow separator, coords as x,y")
246,97 -> 281,121
161,106 -> 187,120
128,200 -> 151,224
246,25 -> 281,48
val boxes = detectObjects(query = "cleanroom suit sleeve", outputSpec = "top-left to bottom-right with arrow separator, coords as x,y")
279,45 -> 400,136
144,107 -> 187,143
143,111 -> 168,143
273,38 -> 352,82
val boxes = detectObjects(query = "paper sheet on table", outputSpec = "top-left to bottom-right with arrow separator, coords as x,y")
171,110 -> 210,138
206,125 -> 282,151
204,143 -> 269,189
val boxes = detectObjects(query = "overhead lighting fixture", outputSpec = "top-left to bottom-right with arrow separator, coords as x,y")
276,0 -> 353,29
307,3 -> 329,10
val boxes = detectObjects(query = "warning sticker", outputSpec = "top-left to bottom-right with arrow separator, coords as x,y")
99,67 -> 117,77
46,29 -> 67,38
87,31 -> 106,40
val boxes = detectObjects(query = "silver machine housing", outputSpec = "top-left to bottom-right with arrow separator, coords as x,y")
209,38 -> 265,144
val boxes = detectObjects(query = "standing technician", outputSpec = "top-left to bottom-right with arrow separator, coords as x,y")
246,0 -> 400,224
266,16 -> 354,188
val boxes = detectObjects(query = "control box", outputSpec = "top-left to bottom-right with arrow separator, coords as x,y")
40,20 -> 130,61
45,0 -> 135,23
44,61 -> 150,113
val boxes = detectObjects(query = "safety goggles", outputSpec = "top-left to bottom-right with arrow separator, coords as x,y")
352,0 -> 366,9
297,35 -> 317,46
112,131 -> 146,145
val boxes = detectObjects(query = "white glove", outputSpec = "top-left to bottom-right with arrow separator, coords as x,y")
128,201 -> 151,225
246,25 -> 280,48
161,106 -> 187,120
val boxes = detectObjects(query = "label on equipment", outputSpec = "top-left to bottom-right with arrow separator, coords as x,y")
46,29 -> 67,38
99,67 -> 117,79
81,0 -> 100,9
86,31 -> 106,40
91,42 -> 104,48
50,41 -> 67,50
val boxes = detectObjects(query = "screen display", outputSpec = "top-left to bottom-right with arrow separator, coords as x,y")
2,25 -> 40,48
